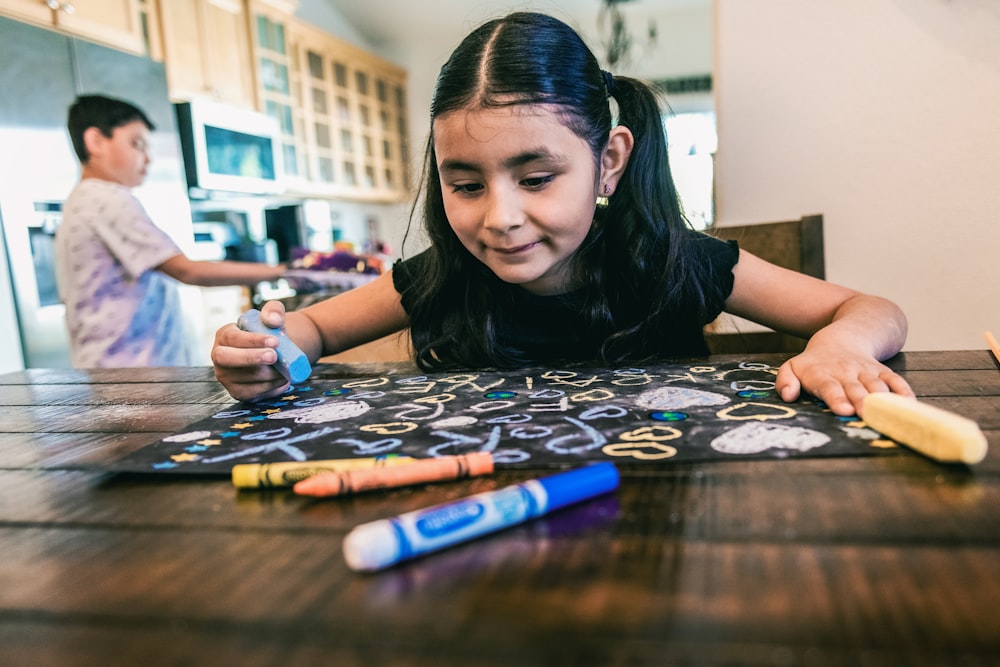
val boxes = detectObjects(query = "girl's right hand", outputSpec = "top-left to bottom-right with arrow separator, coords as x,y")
211,301 -> 293,401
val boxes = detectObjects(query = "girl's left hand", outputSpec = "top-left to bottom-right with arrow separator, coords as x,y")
774,349 -> 915,417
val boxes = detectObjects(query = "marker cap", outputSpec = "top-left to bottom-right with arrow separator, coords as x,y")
343,520 -> 400,572
538,462 -> 620,513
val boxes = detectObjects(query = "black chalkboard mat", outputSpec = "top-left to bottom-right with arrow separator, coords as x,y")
108,360 -> 899,474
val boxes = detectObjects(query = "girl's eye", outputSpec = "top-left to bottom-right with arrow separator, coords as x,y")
522,174 -> 555,189
451,183 -> 483,195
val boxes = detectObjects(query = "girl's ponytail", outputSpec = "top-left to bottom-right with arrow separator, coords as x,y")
607,75 -> 683,233
596,75 -> 717,360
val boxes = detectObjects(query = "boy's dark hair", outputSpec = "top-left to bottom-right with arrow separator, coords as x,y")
67,94 -> 154,163
403,12 -> 726,369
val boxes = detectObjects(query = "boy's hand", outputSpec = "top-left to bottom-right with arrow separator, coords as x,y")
212,301 -> 293,401
775,348 -> 915,417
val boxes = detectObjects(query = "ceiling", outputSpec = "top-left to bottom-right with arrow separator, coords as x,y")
321,0 -> 711,48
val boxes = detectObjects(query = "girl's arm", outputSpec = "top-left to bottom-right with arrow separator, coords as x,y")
723,250 -> 914,416
212,271 -> 409,401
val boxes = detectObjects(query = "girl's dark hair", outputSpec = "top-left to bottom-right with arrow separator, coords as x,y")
403,11 -> 722,369
67,94 -> 154,163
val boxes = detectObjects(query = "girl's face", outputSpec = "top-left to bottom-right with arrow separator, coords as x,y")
434,105 -> 602,296
84,120 -> 151,187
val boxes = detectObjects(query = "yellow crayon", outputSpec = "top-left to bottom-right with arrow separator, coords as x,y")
293,452 -> 495,498
232,455 -> 413,489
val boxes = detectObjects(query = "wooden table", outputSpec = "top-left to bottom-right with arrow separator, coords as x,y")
1,351 -> 998,665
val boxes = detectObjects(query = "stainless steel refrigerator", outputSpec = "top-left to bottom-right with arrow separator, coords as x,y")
0,15 -> 195,371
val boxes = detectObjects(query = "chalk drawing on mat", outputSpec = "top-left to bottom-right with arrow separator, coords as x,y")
110,360 -> 894,474
711,422 -> 830,456
635,386 -> 731,411
266,399 -> 372,424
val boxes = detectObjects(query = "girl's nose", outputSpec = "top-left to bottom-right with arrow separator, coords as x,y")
482,189 -> 524,234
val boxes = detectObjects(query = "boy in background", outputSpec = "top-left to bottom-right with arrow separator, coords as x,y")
56,94 -> 287,367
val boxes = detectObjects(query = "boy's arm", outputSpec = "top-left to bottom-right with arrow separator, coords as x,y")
157,253 -> 285,287
723,250 -> 912,416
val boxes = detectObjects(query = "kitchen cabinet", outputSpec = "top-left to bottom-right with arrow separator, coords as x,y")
158,0 -> 256,108
0,0 -> 50,24
0,0 -> 150,55
249,0 -> 302,185
249,0 -> 410,202
293,20 -> 410,202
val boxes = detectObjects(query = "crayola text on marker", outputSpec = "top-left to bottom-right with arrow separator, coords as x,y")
342,462 -> 620,572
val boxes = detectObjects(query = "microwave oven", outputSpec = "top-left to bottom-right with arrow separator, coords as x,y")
174,100 -> 285,195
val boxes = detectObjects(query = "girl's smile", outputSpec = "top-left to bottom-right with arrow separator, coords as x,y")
434,105 -> 603,296
491,241 -> 542,255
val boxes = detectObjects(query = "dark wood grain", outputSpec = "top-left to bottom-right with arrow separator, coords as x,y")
1,351 -> 998,666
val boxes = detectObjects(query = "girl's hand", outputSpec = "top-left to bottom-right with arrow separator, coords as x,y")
774,347 -> 915,417
723,252 -> 913,417
212,301 -> 293,401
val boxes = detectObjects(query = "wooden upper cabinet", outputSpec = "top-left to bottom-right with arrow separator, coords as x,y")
56,0 -> 146,53
281,19 -> 410,202
249,1 -> 301,183
158,0 -> 256,108
0,0 -> 52,25
0,0 -> 148,54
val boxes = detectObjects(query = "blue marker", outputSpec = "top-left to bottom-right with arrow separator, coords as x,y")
342,462 -> 620,572
236,308 -> 312,385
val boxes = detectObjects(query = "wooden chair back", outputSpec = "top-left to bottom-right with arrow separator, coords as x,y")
705,214 -> 825,353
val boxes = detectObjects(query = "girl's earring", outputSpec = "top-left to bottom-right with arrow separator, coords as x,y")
596,183 -> 612,208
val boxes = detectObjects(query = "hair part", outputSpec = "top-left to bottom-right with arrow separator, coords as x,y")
67,94 -> 154,163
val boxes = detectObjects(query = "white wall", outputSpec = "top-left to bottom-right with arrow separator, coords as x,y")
293,0 -> 378,53
714,0 -> 1000,351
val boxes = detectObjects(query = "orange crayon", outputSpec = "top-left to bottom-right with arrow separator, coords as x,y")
293,452 -> 495,497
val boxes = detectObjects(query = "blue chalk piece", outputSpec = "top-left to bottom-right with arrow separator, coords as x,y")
342,462 -> 620,572
236,309 -> 312,385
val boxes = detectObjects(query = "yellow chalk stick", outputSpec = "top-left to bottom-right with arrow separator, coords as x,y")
862,393 -> 988,465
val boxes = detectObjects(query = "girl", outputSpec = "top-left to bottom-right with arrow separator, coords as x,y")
212,12 -> 912,417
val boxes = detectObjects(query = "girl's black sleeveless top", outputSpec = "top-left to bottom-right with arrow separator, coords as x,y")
392,232 -> 739,365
